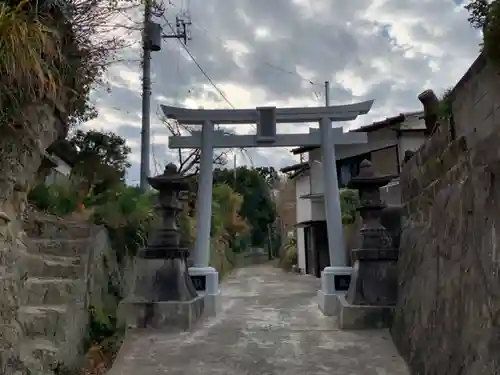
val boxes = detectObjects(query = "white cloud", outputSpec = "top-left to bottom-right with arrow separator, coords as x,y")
84,0 -> 482,182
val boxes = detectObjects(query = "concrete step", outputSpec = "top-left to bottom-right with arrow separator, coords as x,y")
20,337 -> 60,372
24,218 -> 92,240
23,277 -> 82,306
23,252 -> 83,279
18,305 -> 67,340
27,238 -> 91,258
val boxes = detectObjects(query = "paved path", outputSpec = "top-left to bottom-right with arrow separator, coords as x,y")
109,265 -> 409,375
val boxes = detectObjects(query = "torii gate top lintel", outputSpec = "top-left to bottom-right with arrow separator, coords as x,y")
160,99 -> 374,125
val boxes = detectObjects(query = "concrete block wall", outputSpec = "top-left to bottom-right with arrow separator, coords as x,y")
392,70 -> 500,374
451,52 -> 500,147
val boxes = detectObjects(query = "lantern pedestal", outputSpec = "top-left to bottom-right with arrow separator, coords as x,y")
119,164 -> 204,331
338,160 -> 400,330
337,294 -> 394,330
121,258 -> 204,331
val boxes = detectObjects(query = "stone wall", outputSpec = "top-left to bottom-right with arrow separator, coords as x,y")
19,211 -> 122,374
450,52 -> 500,147
392,117 -> 500,372
0,192 -> 30,374
0,105 -> 64,375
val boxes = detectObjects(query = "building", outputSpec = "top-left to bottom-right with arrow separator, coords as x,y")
274,177 -> 297,241
280,110 -> 428,276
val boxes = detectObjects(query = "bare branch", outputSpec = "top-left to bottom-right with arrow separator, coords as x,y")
158,113 -> 228,176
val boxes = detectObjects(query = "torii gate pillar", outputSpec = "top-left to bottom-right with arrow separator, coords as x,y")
317,117 -> 354,317
189,120 -> 220,317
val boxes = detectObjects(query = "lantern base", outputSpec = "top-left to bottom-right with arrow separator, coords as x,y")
120,257 -> 205,330
120,296 -> 204,331
346,250 -> 399,306
338,294 -> 394,330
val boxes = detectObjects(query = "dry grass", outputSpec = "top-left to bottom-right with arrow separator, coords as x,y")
278,237 -> 297,271
0,1 -> 64,126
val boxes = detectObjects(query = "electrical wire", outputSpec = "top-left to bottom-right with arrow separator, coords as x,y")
162,14 -> 235,109
161,0 -> 322,88
162,12 -> 254,166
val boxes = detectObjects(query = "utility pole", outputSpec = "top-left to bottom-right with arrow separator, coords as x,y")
267,223 -> 273,260
325,80 -> 330,107
233,153 -> 237,182
140,0 -> 153,191
139,2 -> 191,191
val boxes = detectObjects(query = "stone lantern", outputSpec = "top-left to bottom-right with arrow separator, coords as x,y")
121,163 -> 204,330
339,160 -> 399,329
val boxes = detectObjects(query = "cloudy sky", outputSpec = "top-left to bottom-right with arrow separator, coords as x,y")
84,0 -> 481,185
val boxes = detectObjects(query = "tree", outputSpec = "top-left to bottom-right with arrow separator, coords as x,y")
211,183 -> 250,250
158,116 -> 229,176
465,0 -> 500,64
255,166 -> 280,189
465,0 -> 491,30
68,129 -> 131,196
213,166 -> 277,247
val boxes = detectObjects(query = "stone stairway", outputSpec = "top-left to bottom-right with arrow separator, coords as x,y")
19,216 -> 95,373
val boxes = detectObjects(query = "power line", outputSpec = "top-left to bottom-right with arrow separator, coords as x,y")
162,14 -> 235,109
161,12 -> 253,164
159,1 -> 322,87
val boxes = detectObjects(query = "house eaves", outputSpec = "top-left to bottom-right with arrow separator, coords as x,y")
280,161 -> 310,180
290,110 -> 425,155
280,161 -> 308,173
46,139 -> 78,167
290,145 -> 319,155
352,111 -> 425,133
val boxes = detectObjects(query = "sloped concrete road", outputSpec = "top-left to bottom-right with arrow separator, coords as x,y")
109,265 -> 409,375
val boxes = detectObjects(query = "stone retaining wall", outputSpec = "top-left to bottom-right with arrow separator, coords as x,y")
392,119 -> 500,373
450,52 -> 500,147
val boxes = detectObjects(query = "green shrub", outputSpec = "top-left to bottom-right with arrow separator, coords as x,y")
340,188 -> 360,225
28,184 -> 52,211
87,304 -> 117,345
28,183 -> 79,216
90,185 -> 157,262
278,236 -> 297,271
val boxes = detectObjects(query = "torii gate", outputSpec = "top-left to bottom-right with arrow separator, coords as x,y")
161,100 -> 374,316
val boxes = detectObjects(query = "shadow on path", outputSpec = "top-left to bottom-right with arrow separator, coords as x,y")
109,265 -> 409,375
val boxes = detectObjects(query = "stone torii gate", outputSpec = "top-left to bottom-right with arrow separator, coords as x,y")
161,100 -> 374,316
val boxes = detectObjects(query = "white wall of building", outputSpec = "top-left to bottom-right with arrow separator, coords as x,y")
398,133 -> 427,165
309,160 -> 324,195
295,173 -> 311,272
311,200 -> 325,221
308,152 -> 328,221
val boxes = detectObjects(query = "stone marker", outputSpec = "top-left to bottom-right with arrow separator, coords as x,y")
338,160 -> 399,330
120,163 -> 204,330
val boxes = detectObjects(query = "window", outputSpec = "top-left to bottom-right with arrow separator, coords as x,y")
336,152 -> 371,187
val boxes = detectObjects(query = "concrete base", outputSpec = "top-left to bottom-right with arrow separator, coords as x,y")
338,294 -> 394,330
317,290 -> 343,316
120,296 -> 204,331
317,266 -> 353,316
189,266 -> 221,317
